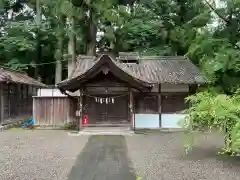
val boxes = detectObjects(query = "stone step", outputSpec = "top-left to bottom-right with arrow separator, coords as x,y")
77,127 -> 134,136
82,127 -> 131,132
82,123 -> 131,127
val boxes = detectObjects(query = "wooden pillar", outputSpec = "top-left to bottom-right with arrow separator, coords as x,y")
158,84 -> 162,128
77,89 -> 83,131
8,83 -> 10,118
17,84 -> 20,116
188,84 -> 197,108
0,84 -> 4,124
189,84 -> 197,95
129,88 -> 134,130
20,84 -> 23,115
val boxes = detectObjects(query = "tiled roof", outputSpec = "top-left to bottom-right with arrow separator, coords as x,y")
0,67 -> 46,87
67,55 -> 206,84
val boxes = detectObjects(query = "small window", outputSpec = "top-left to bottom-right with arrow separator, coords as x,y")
134,94 -> 158,114
120,59 -> 139,64
119,52 -> 139,64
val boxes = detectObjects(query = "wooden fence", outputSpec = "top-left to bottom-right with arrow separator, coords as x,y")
33,88 -> 79,127
0,82 -> 38,124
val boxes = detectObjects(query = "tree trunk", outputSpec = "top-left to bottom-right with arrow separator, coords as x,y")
72,33 -> 76,69
35,31 -> 41,81
68,15 -> 77,77
35,0 -> 41,81
68,40 -> 73,77
55,15 -> 65,84
86,9 -> 97,56
55,37 -> 64,83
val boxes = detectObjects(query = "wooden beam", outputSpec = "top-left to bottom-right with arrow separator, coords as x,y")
77,89 -> 83,131
129,88 -> 134,130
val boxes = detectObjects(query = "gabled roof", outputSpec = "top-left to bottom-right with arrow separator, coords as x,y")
0,67 -> 46,87
58,54 -> 153,92
58,53 -> 207,92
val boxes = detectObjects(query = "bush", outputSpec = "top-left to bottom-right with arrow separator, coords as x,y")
64,122 -> 77,130
181,89 -> 240,155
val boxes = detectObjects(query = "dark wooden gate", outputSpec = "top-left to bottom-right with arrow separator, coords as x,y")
83,94 -> 129,125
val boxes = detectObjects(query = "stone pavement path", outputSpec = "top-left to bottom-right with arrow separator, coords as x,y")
68,135 -> 136,180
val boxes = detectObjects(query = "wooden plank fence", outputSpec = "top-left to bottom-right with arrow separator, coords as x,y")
33,88 -> 79,127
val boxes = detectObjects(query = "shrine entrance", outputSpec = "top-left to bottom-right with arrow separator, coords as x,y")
82,93 -> 129,126
57,53 -> 153,129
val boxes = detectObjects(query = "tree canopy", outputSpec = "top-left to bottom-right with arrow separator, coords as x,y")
0,0 -> 239,88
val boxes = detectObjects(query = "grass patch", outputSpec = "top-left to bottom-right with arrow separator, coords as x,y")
8,125 -> 35,131
64,123 -> 77,130
134,128 -> 183,134
8,127 -> 26,131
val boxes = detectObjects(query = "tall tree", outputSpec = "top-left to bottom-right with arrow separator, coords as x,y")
54,14 -> 65,83
67,7 -> 77,77
35,0 -> 42,80
47,0 -> 68,83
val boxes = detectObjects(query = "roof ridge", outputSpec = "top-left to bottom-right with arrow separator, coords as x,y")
0,65 -> 27,75
76,55 -> 96,63
138,56 -> 187,61
77,55 -> 96,59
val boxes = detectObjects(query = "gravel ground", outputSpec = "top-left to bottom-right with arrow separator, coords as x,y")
2,129 -> 240,180
125,132 -> 240,180
0,130 -> 89,180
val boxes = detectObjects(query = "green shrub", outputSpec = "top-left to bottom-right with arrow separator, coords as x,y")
181,89 -> 240,155
64,122 -> 77,130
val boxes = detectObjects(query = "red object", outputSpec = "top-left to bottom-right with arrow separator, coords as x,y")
82,115 -> 88,126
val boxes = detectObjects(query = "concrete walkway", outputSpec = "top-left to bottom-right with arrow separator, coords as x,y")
68,135 -> 136,180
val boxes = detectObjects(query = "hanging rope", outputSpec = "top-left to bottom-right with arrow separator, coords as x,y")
82,93 -> 129,104
82,93 -> 128,99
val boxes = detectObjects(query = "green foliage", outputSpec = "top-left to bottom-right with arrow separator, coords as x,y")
188,31 -> 240,93
182,90 -> 240,154
0,21 -> 36,70
113,0 -> 210,55
71,0 -> 83,7
230,121 -> 240,153
0,0 -> 239,89
64,122 -> 77,130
